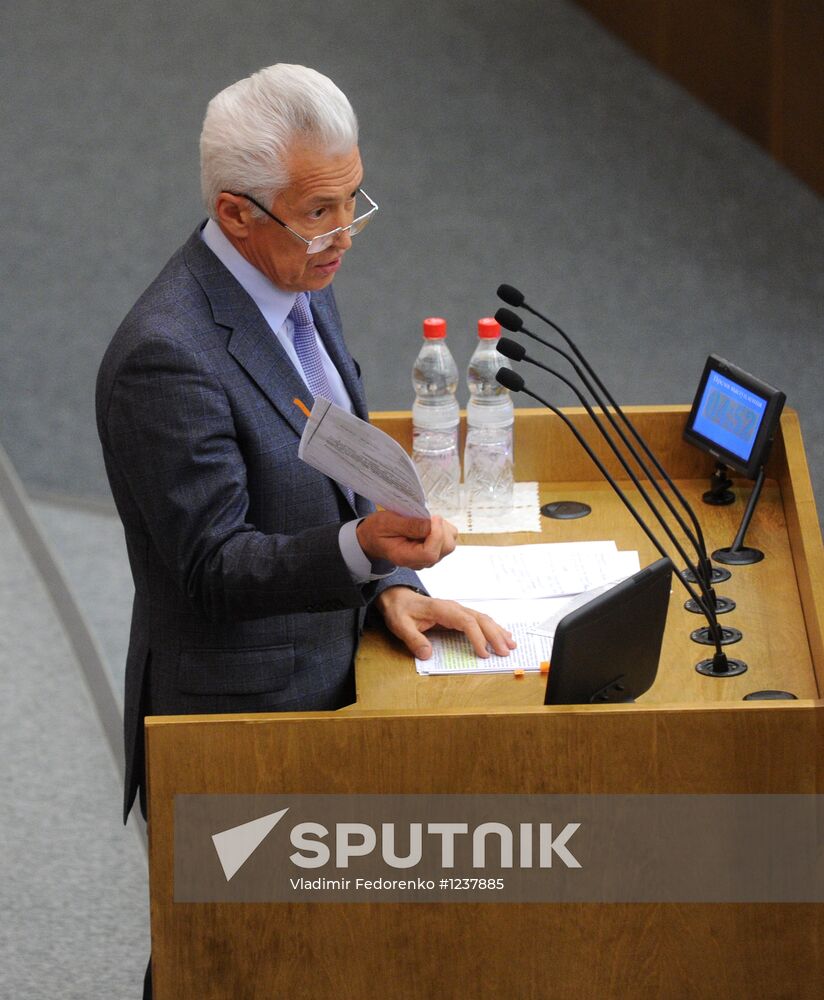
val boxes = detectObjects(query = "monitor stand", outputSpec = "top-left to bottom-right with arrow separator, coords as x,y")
713,465 -> 766,565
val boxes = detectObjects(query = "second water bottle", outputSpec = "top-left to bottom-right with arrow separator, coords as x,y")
464,317 -> 514,508
411,317 -> 460,512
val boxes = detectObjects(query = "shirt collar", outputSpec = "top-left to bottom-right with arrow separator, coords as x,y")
200,218 -> 300,333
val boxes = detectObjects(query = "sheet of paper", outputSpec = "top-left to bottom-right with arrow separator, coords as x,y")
416,540 -> 622,600
527,550 -> 642,638
459,597 -> 569,624
415,622 -> 553,675
298,398 -> 429,518
415,550 -> 640,676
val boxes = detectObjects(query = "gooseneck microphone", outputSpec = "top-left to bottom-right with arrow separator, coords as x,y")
496,367 -> 745,678
496,284 -> 727,593
497,285 -> 526,308
496,327 -> 732,623
495,330 -> 729,617
495,288 -> 742,668
496,337 -> 732,636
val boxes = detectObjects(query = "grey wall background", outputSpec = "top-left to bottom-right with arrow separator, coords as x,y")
2,0 -> 822,514
1,4 -> 821,996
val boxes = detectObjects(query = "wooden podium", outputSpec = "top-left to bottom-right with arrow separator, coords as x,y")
146,407 -> 824,999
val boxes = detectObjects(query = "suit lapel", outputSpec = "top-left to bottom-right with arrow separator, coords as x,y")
311,289 -> 369,421
228,313 -> 314,439
310,291 -> 371,514
183,231 -> 310,439
183,231 -> 362,513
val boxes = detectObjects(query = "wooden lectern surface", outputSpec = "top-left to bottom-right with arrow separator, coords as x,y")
356,477 -> 818,710
146,408 -> 824,1000
357,407 -> 824,710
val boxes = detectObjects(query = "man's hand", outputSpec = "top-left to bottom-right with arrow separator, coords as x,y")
375,586 -> 517,660
356,512 -> 457,570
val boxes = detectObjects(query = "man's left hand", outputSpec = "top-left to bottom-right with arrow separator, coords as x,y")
374,586 -> 517,660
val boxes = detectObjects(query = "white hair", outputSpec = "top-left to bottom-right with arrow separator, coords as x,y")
200,64 -> 359,219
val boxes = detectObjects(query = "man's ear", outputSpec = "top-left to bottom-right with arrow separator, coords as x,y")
214,193 -> 253,239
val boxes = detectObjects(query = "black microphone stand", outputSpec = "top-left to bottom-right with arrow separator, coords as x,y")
497,335 -> 736,627
495,368 -> 747,678
495,315 -> 734,623
496,285 -> 730,594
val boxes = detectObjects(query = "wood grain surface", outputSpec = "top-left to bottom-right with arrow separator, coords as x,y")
147,704 -> 823,999
146,407 -> 824,999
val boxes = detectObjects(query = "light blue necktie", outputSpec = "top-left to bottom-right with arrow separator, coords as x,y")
290,293 -> 336,405
290,293 -> 356,509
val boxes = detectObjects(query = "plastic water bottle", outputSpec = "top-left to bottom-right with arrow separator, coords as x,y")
464,317 -> 514,508
412,317 -> 460,512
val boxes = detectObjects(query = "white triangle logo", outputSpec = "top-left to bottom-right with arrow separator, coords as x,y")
211,808 -> 289,881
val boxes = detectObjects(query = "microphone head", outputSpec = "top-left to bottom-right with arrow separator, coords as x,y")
494,307 -> 523,333
496,367 -> 524,392
497,337 -> 526,362
497,284 -> 525,308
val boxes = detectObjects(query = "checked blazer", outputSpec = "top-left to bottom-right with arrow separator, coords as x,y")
96,226 -> 419,822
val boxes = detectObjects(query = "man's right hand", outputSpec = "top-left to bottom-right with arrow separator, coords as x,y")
356,512 -> 457,570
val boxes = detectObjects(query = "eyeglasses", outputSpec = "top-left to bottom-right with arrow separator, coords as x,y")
228,187 -> 379,255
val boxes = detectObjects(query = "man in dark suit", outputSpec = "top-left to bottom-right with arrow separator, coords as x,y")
99,62 -> 515,995
97,60 -> 513,877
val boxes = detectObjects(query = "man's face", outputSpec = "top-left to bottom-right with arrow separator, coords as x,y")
239,144 -> 364,294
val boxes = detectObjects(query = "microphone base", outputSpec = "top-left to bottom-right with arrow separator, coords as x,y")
691,625 -> 743,646
743,689 -> 797,700
684,596 -> 736,615
696,656 -> 748,677
702,489 -> 735,506
713,545 -> 765,566
680,565 -> 732,585
541,500 -> 592,520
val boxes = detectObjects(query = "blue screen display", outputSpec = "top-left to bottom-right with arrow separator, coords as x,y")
691,370 -> 767,462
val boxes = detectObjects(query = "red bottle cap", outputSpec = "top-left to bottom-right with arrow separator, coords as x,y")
478,317 -> 500,339
423,317 -> 447,339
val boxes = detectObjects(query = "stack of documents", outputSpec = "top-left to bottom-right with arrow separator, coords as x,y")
296,400 -> 640,676
299,398 -> 541,532
414,541 -> 640,675
298,398 -> 429,518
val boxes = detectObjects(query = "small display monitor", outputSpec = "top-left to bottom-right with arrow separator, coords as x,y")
544,558 -> 672,705
683,355 -> 785,479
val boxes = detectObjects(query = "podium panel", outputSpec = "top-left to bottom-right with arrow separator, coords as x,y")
146,407 -> 824,998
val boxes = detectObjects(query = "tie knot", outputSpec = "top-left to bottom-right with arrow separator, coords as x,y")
289,292 -> 314,332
